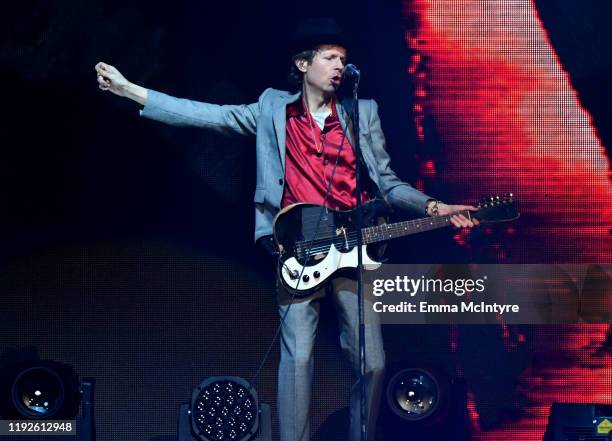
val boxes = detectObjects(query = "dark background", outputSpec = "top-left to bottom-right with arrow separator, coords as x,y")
1,1 -> 611,440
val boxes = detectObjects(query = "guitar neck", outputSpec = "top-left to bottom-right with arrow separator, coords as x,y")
362,210 -> 472,244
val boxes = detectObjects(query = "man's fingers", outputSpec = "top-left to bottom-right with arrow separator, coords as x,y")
451,215 -> 474,228
97,75 -> 110,90
457,214 -> 474,228
100,63 -> 117,75
95,62 -> 113,74
95,64 -> 108,80
454,204 -> 478,212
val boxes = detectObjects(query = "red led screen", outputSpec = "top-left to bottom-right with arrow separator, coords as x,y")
404,0 -> 612,438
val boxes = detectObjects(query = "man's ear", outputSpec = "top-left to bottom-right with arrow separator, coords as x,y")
295,59 -> 308,73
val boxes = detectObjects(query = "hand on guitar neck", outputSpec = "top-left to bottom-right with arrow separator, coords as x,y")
428,201 -> 480,228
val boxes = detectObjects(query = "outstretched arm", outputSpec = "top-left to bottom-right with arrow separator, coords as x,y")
94,62 -> 264,136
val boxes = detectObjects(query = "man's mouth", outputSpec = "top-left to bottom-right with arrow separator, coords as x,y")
330,75 -> 342,86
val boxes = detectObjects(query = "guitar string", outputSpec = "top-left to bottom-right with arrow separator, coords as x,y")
295,219 -> 455,257
296,209 -> 467,228
294,204 -> 516,257
295,215 -> 455,243
293,213 -> 461,252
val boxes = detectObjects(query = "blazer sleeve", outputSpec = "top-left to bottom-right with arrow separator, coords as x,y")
368,99 -> 432,214
139,88 -> 272,136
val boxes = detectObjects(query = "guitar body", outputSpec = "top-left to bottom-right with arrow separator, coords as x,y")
274,200 -> 392,296
273,193 -> 519,296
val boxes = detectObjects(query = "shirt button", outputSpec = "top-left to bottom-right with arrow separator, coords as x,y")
278,178 -> 284,185
324,159 -> 329,165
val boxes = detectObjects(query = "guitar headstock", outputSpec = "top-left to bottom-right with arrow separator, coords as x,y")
474,193 -> 520,223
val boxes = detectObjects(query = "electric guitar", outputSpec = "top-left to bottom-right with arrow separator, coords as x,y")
273,194 -> 519,295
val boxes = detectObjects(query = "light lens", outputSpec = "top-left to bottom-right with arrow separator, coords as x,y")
192,378 -> 258,441
12,367 -> 64,418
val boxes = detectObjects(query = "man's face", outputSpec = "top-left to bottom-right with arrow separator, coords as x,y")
298,45 -> 347,94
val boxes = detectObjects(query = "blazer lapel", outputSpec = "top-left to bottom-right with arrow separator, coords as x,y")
337,97 -> 373,176
336,98 -> 356,148
273,91 -> 301,172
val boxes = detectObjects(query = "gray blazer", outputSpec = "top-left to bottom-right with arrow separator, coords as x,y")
140,88 -> 431,241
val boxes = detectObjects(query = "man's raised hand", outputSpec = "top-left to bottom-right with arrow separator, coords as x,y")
95,62 -> 129,96
95,62 -> 147,105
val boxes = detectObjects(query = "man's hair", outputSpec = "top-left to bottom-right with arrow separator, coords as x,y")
287,49 -> 317,90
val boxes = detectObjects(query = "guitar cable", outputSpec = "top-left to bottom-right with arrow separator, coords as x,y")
248,91 -> 359,389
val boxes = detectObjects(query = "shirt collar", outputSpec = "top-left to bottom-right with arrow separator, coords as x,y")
286,94 -> 338,121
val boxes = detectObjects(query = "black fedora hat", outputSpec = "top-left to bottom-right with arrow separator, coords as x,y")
287,17 -> 351,56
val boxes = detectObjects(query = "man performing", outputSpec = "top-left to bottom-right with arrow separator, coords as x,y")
95,18 -> 477,441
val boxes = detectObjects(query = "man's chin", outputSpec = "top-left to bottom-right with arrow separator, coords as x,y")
310,83 -> 339,95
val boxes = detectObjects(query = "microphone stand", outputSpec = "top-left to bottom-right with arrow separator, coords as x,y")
347,71 -> 367,441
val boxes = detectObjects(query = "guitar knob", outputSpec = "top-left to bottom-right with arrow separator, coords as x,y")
314,271 -> 320,279
288,269 -> 299,280
302,275 -> 310,282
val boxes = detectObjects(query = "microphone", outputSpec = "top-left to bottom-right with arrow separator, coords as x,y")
343,64 -> 361,79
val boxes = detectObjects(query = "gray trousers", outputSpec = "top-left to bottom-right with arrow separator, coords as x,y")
277,276 -> 386,441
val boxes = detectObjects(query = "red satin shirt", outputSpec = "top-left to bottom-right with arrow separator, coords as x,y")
281,97 -> 368,209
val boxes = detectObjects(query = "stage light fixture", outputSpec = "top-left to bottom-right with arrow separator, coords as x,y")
380,364 -> 468,441
0,360 -> 80,420
181,376 -> 270,441
0,360 -> 95,441
386,367 -> 441,421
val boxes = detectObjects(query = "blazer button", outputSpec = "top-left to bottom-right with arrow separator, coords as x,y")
278,178 -> 284,185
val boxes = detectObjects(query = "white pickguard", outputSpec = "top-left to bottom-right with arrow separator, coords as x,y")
281,244 -> 381,292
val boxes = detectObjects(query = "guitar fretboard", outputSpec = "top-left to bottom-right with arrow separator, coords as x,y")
362,210 -> 471,244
